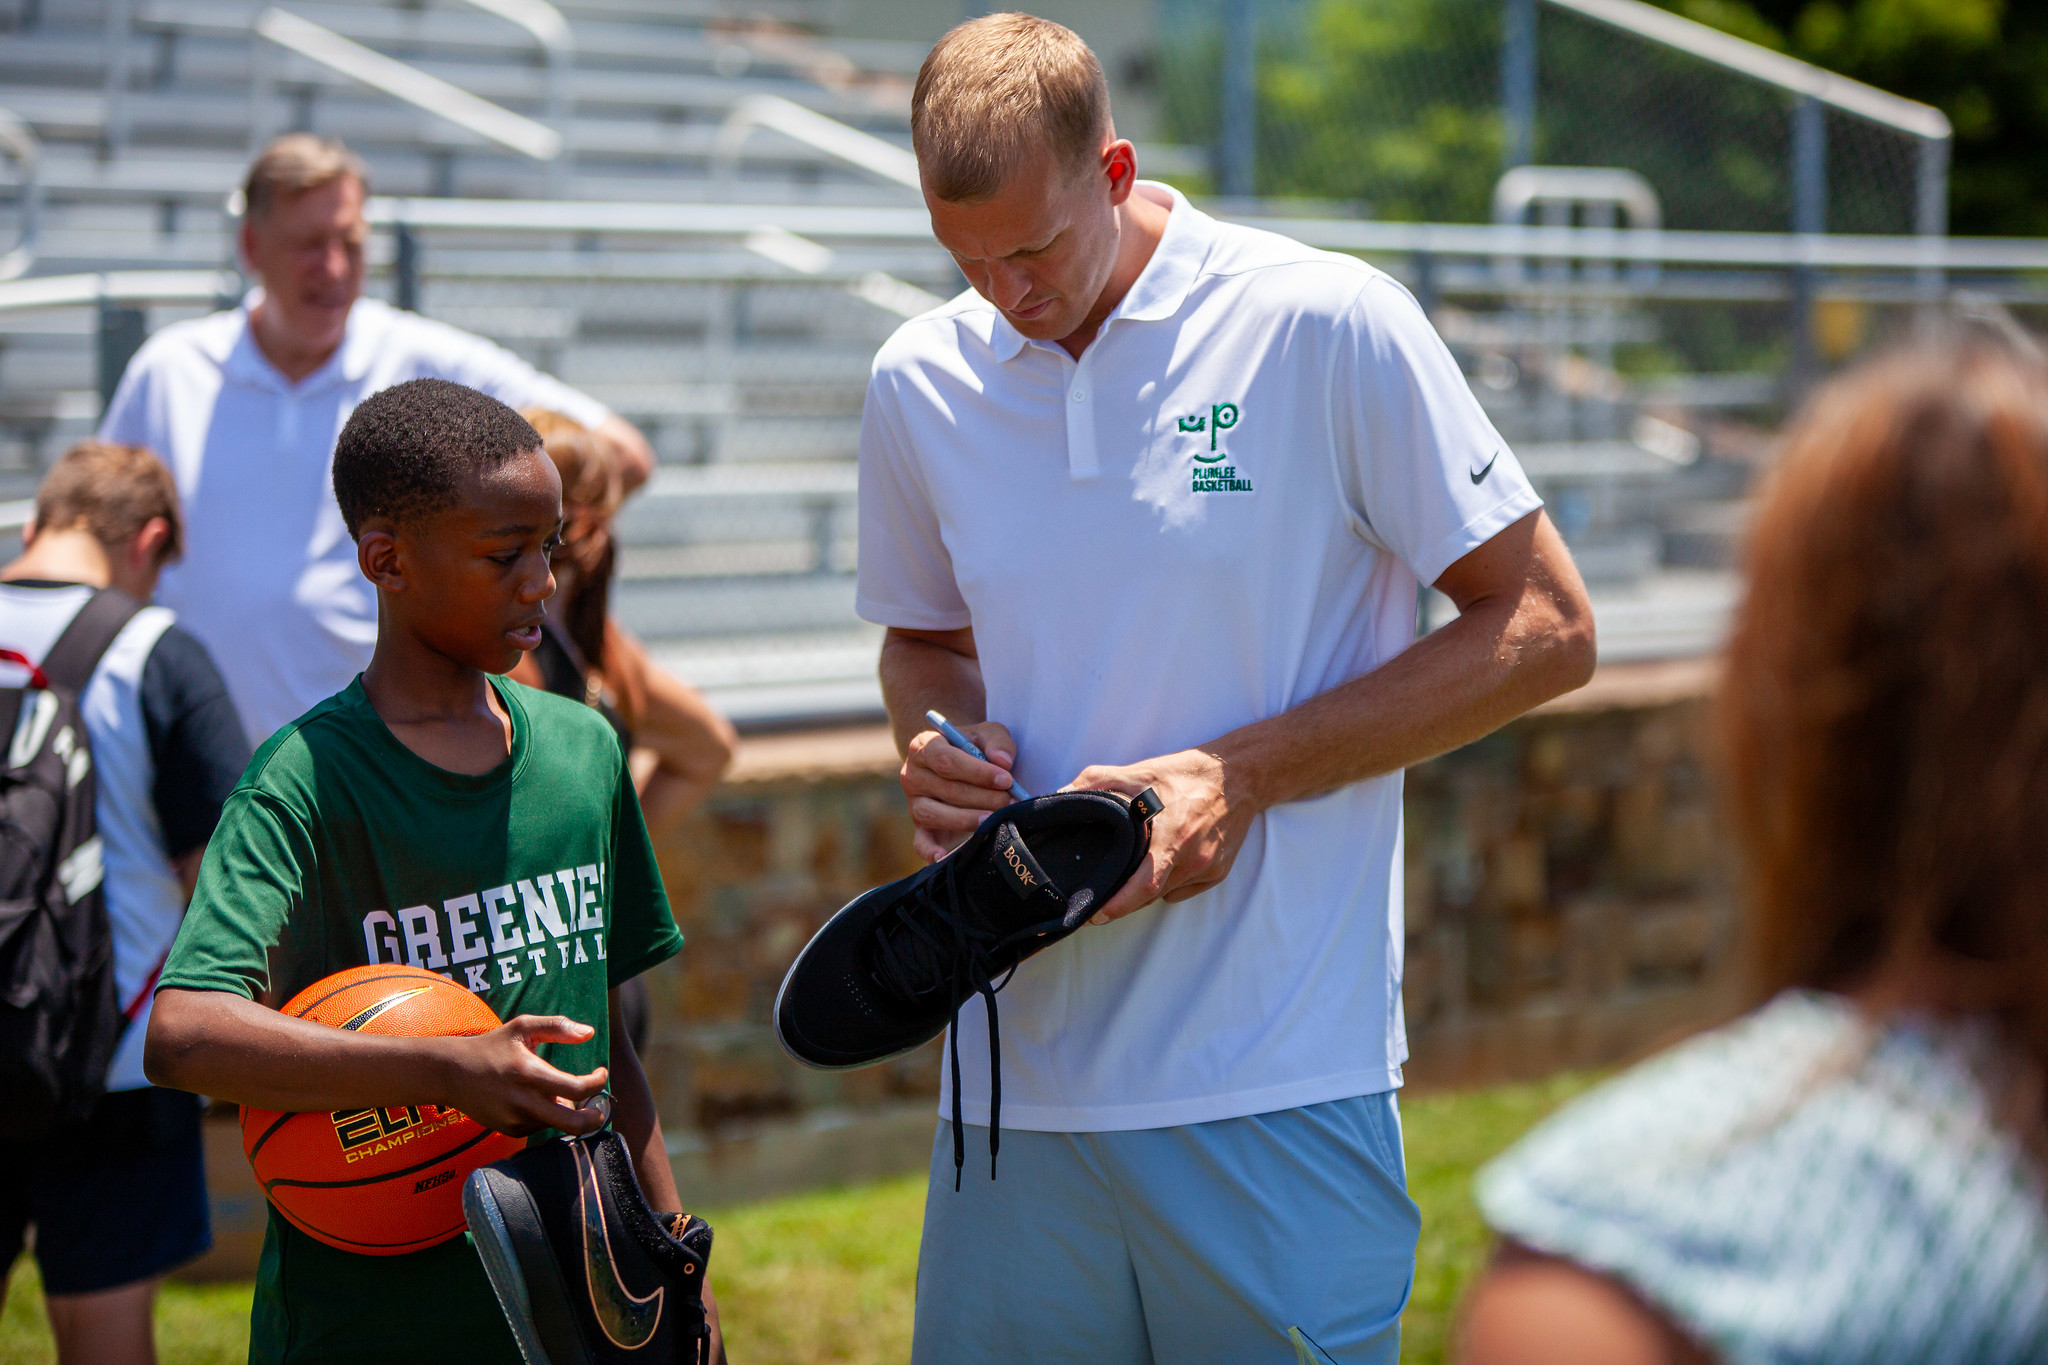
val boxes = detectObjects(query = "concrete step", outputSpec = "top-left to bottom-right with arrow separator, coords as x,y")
133,1 -> 883,76
613,461 -> 856,554
88,25 -> 912,127
613,568 -> 855,640
552,342 -> 878,388
633,569 -> 1744,727
648,626 -> 883,728
0,87 -> 905,171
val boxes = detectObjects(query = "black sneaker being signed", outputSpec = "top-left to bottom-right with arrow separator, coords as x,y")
774,787 -> 1162,1188
463,1129 -> 713,1365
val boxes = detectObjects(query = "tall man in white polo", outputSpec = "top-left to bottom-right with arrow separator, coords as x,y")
864,16 -> 1596,1362
99,134 -> 654,744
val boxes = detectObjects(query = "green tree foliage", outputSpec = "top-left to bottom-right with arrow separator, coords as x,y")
1256,0 -> 1504,220
1160,0 -> 1829,227
1157,0 -> 1507,219
1693,0 -> 2048,235
1158,0 -> 2046,235
1535,7 -> 1799,231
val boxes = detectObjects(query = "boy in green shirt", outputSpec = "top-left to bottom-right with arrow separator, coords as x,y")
146,379 -> 723,1363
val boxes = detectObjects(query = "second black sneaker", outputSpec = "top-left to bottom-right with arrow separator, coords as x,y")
774,786 -> 1162,1187
463,1128 -> 714,1365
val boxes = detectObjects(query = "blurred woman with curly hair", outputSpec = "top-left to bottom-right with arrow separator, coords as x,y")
1461,340 -> 2048,1365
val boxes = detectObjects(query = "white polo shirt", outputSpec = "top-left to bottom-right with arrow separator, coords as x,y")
100,294 -> 611,744
858,185 -> 1542,1132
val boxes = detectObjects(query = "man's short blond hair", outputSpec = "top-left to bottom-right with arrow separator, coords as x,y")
243,134 -> 367,221
34,442 -> 183,565
911,14 -> 1110,203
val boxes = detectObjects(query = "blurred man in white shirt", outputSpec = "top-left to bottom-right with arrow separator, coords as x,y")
100,135 -> 654,743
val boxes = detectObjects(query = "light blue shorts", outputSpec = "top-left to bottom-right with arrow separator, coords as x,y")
912,1092 -> 1419,1364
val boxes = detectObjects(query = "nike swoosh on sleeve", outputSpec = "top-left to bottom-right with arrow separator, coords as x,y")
1470,452 -> 1501,484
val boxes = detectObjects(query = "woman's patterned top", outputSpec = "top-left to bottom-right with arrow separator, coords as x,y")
1477,990 -> 2048,1364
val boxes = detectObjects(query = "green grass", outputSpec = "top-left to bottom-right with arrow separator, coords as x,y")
1,1265 -> 254,1365
2,1073 -> 1597,1365
1397,1072 -> 1601,1363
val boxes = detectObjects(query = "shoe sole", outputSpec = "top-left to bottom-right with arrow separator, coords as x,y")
774,792 -> 1149,1071
464,1165 -> 594,1365
772,882 -> 946,1071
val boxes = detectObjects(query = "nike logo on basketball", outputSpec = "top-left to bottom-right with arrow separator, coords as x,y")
575,1141 -> 663,1348
1471,452 -> 1500,485
338,987 -> 430,1031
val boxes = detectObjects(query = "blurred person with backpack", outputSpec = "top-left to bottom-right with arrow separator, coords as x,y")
510,410 -> 736,1050
0,443 -> 250,1365
1459,341 -> 2048,1364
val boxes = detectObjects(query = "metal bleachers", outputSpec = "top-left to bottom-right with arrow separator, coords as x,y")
6,0 -> 1983,721
0,0 -> 944,722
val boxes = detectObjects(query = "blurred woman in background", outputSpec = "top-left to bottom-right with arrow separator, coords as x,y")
1459,341 -> 2048,1365
516,410 -> 738,1048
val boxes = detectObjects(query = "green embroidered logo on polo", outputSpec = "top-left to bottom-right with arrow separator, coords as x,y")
1176,402 -> 1254,493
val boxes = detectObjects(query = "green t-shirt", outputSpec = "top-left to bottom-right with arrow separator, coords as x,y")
160,674 -> 683,1365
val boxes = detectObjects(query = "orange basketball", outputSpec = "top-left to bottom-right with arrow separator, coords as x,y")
239,965 -> 524,1256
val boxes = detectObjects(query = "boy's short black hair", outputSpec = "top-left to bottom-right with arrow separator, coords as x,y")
332,378 -> 543,538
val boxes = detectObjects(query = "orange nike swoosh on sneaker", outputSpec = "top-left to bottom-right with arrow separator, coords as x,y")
575,1140 -> 664,1348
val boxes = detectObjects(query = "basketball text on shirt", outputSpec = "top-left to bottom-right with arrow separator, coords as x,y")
359,864 -> 609,993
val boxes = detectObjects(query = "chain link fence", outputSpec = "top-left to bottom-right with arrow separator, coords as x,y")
1155,0 -> 1933,234
12,210 -> 2048,720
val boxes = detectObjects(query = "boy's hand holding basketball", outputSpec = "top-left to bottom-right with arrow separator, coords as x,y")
440,1014 -> 611,1137
147,988 -> 609,1136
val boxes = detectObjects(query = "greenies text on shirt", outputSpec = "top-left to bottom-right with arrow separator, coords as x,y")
365,864 -> 616,993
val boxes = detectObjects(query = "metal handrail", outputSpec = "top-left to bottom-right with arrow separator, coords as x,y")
1494,168 -> 1660,231
0,110 -> 41,283
370,195 -> 930,237
0,270 -> 238,313
1262,221 -> 1974,270
254,8 -> 563,162
9,212 -> 2034,317
455,0 -> 574,190
365,196 -> 2048,272
715,94 -> 919,192
732,223 -> 943,317
1544,0 -> 1949,140
104,0 -> 134,153
1541,0 -> 1950,240
459,0 -> 570,51
1491,167 -> 1664,292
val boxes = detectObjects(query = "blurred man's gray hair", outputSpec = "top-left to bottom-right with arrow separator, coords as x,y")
242,134 -> 367,221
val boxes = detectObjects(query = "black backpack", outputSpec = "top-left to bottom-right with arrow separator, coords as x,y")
0,588 -> 142,1142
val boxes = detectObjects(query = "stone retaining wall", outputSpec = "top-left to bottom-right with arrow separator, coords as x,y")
183,657 -> 1736,1277
1399,658 -> 1738,1084
644,655 -> 1736,1207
